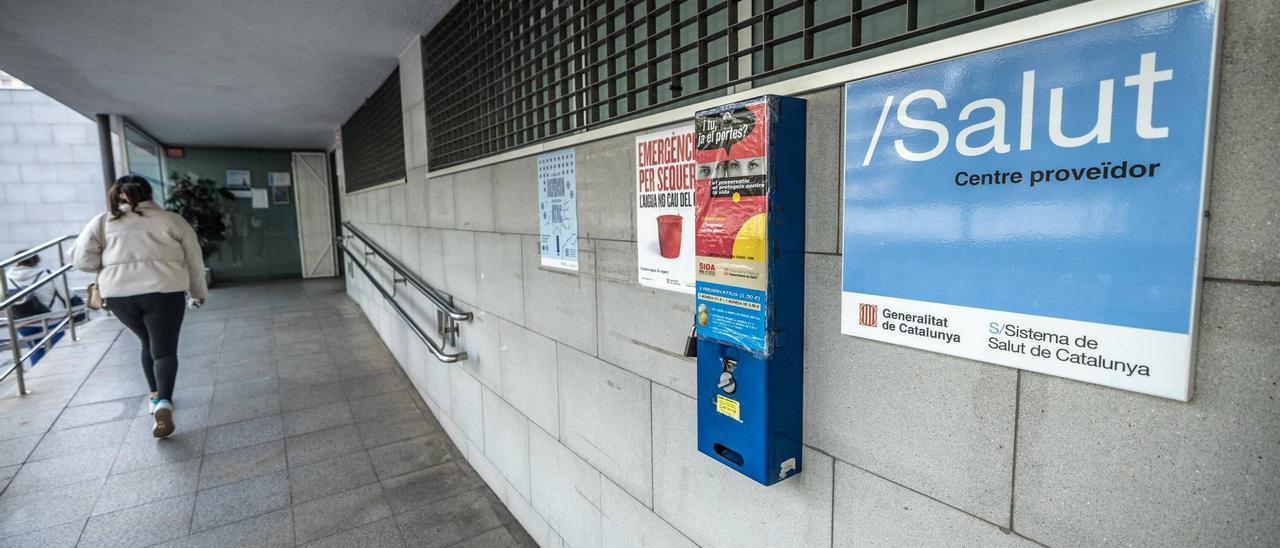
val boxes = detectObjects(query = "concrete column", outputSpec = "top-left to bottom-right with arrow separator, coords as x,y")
94,113 -> 114,194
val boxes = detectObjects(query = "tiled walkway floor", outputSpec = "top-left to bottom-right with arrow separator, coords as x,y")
0,279 -> 534,547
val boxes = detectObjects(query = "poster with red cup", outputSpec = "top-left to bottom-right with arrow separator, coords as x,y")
635,125 -> 697,294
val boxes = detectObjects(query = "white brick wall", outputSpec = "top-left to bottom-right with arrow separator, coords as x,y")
0,89 -> 102,287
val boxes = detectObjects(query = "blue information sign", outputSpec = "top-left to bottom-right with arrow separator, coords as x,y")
840,2 -> 1219,400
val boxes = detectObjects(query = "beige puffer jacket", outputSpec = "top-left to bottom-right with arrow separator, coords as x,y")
71,201 -> 208,299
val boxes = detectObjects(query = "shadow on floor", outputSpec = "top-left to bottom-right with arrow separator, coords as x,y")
0,278 -> 535,547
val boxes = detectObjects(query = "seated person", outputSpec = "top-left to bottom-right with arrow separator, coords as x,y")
5,251 -> 75,365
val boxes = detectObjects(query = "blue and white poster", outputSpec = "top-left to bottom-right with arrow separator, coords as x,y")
840,2 -> 1219,400
538,148 -> 578,271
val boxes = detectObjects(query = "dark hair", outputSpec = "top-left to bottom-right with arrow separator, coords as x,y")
12,249 -> 40,268
108,175 -> 154,219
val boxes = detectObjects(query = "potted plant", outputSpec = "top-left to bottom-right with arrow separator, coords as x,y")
164,171 -> 235,284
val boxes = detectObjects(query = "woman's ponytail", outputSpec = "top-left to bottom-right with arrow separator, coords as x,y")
107,175 -> 154,220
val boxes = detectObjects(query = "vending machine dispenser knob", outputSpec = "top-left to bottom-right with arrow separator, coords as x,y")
718,372 -> 737,394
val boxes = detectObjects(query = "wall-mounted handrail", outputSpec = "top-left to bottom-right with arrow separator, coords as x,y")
342,222 -> 472,322
339,242 -> 468,363
1,234 -> 82,395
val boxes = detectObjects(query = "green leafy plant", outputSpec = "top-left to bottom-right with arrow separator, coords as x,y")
164,171 -> 235,259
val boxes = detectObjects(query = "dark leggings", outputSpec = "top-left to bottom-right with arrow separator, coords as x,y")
109,292 -> 186,401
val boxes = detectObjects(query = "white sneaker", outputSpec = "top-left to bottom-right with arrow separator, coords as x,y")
148,397 -> 161,415
153,400 -> 175,439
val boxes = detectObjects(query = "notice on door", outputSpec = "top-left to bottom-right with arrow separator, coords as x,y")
538,148 -> 578,271
636,126 -> 697,294
839,2 -> 1219,401
695,98 -> 771,355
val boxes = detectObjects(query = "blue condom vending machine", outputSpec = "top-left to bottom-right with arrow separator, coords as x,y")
692,95 -> 806,485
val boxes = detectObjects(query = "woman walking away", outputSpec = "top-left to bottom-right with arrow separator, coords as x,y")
72,175 -> 207,439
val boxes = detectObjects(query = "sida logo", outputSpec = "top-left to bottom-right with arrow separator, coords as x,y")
858,303 -> 878,327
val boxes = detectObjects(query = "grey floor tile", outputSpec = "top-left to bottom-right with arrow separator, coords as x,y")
504,521 -> 540,547
0,408 -> 60,442
348,389 -> 419,422
78,492 -> 195,547
284,424 -> 365,468
3,447 -> 116,496
283,400 -> 354,437
112,429 -> 206,475
393,489 -> 502,548
274,340 -> 328,357
289,450 -> 378,504
26,418 -> 131,462
278,366 -> 344,389
215,359 -> 278,384
155,508 -> 293,548
379,461 -> 483,515
0,463 -> 17,492
0,434 -> 40,468
199,439 -> 286,489
452,526 -> 528,548
292,483 -> 393,544
50,398 -> 138,431
207,392 -> 282,426
204,414 -> 283,455
358,409 -> 437,449
280,381 -> 347,412
93,457 -> 201,515
0,477 -> 102,538
0,519 -> 85,548
302,516 -> 404,548
276,351 -> 336,372
368,433 -> 453,481
123,403 -> 211,442
212,376 -> 279,403
343,372 -> 404,399
190,470 -> 290,533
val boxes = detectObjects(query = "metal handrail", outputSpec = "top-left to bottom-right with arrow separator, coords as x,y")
0,235 -> 74,269
1,234 -> 82,394
339,242 -> 468,363
342,223 -> 473,321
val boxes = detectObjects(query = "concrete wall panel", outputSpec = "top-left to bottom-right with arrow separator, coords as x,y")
521,235 -> 598,355
1202,1 -> 1280,282
448,367 -> 484,447
440,229 -> 478,305
1013,281 -> 1280,547
498,320 -> 560,437
651,385 -> 834,548
482,388 -> 532,499
558,345 -> 653,506
475,232 -> 525,323
458,309 -> 502,394
426,175 -> 456,228
454,165 -> 495,231
803,253 -> 1017,524
801,88 -> 842,255
595,240 -> 696,397
493,158 -> 538,235
600,477 -> 696,548
834,462 -> 1038,548
575,134 -> 635,241
528,425 -> 602,548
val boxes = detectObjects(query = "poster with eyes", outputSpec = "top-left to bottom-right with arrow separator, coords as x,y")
537,148 -> 578,271
693,97 -> 771,353
635,125 -> 697,294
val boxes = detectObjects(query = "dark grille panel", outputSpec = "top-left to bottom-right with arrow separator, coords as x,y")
343,68 -> 406,193
424,0 -> 1073,169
